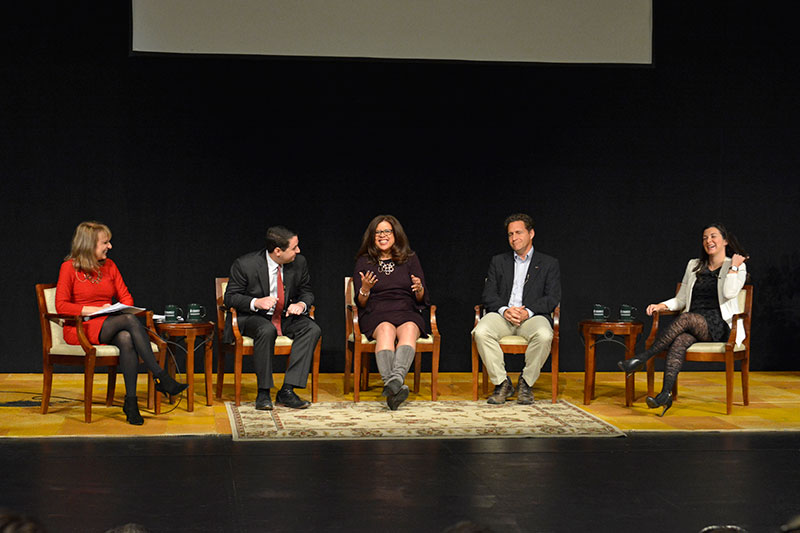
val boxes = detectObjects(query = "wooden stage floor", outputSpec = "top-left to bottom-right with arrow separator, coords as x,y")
1,371 -> 799,436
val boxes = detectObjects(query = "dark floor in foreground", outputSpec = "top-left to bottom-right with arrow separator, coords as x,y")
2,433 -> 799,532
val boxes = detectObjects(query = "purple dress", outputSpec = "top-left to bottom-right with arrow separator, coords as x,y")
353,254 -> 430,340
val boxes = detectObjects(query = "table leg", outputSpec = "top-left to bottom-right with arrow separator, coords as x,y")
204,333 -> 213,406
185,331 -> 196,412
583,332 -> 595,405
624,334 -> 636,406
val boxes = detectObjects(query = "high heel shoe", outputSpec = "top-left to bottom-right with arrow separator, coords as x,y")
154,370 -> 189,396
645,392 -> 673,417
617,357 -> 645,378
123,396 -> 144,425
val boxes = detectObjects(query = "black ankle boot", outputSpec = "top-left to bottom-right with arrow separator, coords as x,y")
617,357 -> 645,377
645,392 -> 673,417
123,396 -> 144,425
154,370 -> 189,396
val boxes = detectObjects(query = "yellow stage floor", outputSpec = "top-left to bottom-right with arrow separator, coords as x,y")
2,371 -> 799,437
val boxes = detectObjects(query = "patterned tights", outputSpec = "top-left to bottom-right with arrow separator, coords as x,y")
638,313 -> 710,402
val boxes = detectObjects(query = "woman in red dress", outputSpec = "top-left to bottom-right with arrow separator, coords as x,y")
56,221 -> 187,425
353,215 -> 430,410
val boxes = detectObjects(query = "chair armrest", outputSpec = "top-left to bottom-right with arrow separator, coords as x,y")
44,312 -> 82,327
43,312 -> 95,353
726,311 -> 750,346
429,305 -> 440,336
552,306 -> 560,337
645,309 -> 680,347
473,305 -> 482,328
226,307 -> 245,343
141,311 -> 167,350
346,303 -> 364,340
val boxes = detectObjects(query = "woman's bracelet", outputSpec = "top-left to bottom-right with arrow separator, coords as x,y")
359,288 -> 370,297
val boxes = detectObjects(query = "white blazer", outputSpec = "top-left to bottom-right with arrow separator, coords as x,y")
661,258 -> 748,346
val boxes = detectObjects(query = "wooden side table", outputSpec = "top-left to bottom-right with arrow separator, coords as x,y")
155,321 -> 215,412
579,320 -> 643,406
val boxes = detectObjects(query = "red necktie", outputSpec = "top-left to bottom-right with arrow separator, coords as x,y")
271,266 -> 285,336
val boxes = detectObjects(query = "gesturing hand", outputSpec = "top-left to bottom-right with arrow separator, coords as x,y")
359,270 -> 378,292
731,253 -> 749,267
410,275 -> 423,294
253,296 -> 278,311
285,302 -> 305,316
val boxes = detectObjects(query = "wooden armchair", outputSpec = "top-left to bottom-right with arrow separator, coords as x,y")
471,305 -> 560,403
36,283 -> 167,423
344,277 -> 441,402
645,284 -> 753,414
214,277 -> 321,406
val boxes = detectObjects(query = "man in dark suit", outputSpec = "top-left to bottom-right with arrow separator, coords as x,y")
473,213 -> 561,404
223,226 -> 321,410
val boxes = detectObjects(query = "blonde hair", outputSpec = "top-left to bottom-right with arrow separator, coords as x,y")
65,221 -> 112,273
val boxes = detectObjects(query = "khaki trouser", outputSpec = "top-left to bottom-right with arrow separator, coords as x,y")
472,313 -> 554,387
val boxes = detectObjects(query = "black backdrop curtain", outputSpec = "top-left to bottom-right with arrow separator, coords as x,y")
2,1 -> 799,374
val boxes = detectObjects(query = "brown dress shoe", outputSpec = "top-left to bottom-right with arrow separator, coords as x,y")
517,376 -> 534,405
487,377 -> 515,404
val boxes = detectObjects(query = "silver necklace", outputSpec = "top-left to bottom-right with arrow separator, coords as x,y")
378,259 -> 395,275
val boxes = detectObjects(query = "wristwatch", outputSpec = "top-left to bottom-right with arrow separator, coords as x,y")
730,265 -> 739,272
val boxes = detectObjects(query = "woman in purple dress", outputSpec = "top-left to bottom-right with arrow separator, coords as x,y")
353,215 -> 430,410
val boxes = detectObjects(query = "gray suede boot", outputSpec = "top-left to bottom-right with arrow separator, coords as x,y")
376,349 -> 401,396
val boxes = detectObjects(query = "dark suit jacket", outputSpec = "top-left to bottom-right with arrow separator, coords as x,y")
481,249 -> 561,325
222,249 -> 315,344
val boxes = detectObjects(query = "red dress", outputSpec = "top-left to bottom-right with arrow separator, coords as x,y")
55,259 -> 134,345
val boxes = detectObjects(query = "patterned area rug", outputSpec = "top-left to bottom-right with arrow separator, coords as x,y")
226,400 -> 624,440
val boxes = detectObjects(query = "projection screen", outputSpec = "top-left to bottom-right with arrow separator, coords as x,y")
131,0 -> 652,64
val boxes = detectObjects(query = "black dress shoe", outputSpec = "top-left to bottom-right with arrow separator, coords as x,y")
154,370 -> 189,396
275,388 -> 310,409
617,357 -> 645,378
123,396 -> 144,425
387,384 -> 409,411
646,392 -> 673,417
255,390 -> 273,411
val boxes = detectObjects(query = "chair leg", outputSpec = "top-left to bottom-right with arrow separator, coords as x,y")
742,355 -> 750,406
152,370 -> 162,415
550,352 -> 559,404
482,366 -> 489,396
725,352 -> 735,415
343,344 -> 352,395
646,359 -> 655,397
312,338 -> 321,403
360,356 -> 370,391
41,363 -> 53,414
353,349 -> 362,402
431,348 -> 440,401
234,350 -> 243,406
216,352 -> 226,399
106,368 -> 117,407
413,352 -> 421,394
84,358 -> 96,423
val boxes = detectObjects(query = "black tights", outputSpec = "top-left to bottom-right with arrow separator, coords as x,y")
99,314 -> 163,397
638,313 -> 710,401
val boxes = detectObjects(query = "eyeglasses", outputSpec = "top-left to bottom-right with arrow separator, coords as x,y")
375,229 -> 394,236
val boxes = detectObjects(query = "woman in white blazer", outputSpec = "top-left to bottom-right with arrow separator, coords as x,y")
618,224 -> 748,415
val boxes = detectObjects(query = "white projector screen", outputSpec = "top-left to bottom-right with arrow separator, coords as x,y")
131,0 -> 652,64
